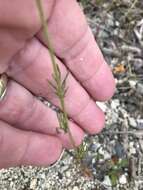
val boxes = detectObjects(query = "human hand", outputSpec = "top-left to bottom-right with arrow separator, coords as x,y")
0,0 -> 115,169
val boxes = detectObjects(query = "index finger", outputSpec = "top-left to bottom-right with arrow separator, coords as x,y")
37,0 -> 115,101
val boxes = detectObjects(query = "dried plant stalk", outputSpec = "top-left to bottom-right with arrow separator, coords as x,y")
35,0 -> 89,172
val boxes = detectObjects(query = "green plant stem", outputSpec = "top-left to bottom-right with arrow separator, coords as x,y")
36,0 -> 77,150
36,0 -> 56,75
35,1 -> 91,176
36,0 -> 68,128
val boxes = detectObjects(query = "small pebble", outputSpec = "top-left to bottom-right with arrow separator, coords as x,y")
128,117 -> 137,128
103,175 -> 112,187
65,171 -> 71,178
119,174 -> 127,184
30,178 -> 37,189
110,99 -> 120,110
129,142 -> 136,154
73,186 -> 79,190
129,80 -> 137,89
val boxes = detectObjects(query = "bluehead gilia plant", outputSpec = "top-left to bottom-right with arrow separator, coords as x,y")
35,0 -> 91,176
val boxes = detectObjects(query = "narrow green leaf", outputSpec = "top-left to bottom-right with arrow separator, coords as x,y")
109,172 -> 118,186
62,72 -> 69,90
56,64 -> 61,80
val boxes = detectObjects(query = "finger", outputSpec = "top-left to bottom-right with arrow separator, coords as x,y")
0,80 -> 85,148
37,0 -> 115,101
0,0 -> 54,73
0,120 -> 62,169
7,38 -> 105,134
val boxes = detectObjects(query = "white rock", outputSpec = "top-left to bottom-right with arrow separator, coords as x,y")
104,152 -> 111,160
65,171 -> 71,178
103,176 -> 112,187
129,142 -> 134,147
98,147 -> 104,155
73,186 -> 79,190
45,182 -> 51,189
129,80 -> 137,89
115,21 -> 120,26
130,148 -> 136,154
111,99 -> 120,110
30,179 -> 37,189
119,174 -> 127,184
128,117 -> 137,127
129,142 -> 136,154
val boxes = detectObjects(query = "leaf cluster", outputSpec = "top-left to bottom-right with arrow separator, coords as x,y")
49,64 -> 69,132
49,65 -> 68,100
108,158 -> 129,186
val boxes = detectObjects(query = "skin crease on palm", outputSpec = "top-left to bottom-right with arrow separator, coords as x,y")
0,0 -> 115,169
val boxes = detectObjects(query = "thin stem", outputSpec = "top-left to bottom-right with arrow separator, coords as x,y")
36,0 -> 76,150
36,0 -> 67,124
35,0 -> 90,175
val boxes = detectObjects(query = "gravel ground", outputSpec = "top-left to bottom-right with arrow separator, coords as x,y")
0,1 -> 143,189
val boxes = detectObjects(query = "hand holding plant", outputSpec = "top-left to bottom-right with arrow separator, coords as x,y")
0,0 -> 115,168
